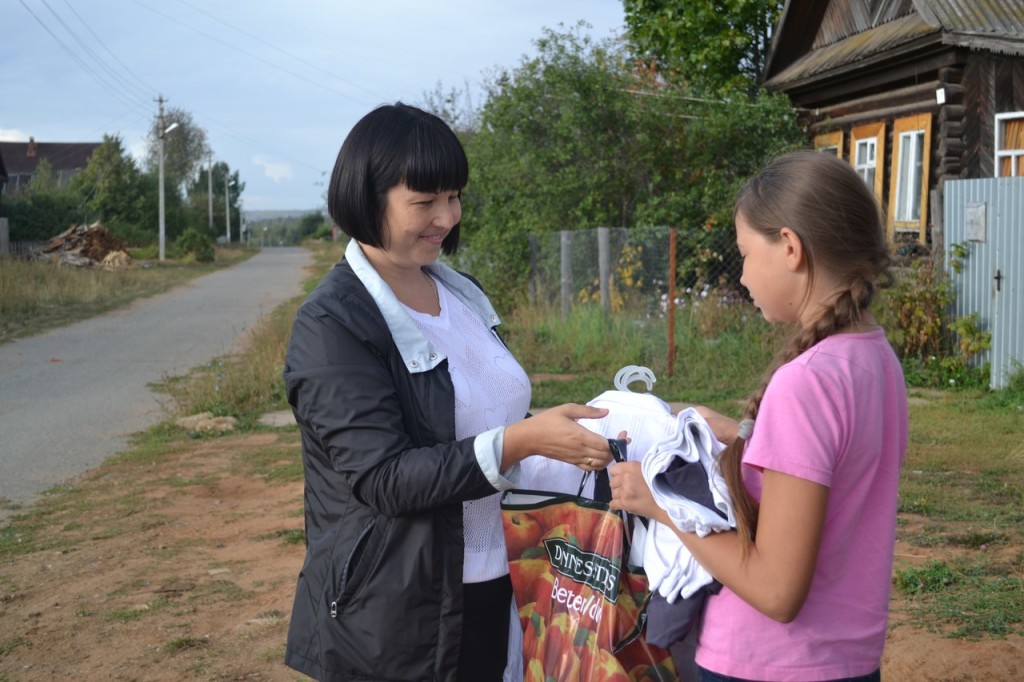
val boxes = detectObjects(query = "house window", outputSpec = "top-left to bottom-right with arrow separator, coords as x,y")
895,130 -> 924,221
814,130 -> 843,156
996,112 -> 1024,177
887,114 -> 932,243
850,122 -> 885,200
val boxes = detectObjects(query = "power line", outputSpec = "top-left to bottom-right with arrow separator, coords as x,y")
171,0 -> 390,103
39,0 -> 153,102
17,0 -> 151,119
131,0 -> 382,108
60,0 -> 156,97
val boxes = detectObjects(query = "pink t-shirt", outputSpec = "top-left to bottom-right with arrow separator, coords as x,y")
696,329 -> 908,681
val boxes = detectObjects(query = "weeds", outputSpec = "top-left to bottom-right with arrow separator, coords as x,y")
258,528 -> 305,545
3,238 -> 1023,648
893,555 -> 1024,639
165,636 -> 208,652
0,248 -> 252,344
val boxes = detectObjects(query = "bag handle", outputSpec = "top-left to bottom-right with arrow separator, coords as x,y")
577,438 -> 627,500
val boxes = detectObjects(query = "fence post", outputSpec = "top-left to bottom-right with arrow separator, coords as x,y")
598,227 -> 611,313
560,230 -> 573,319
528,233 -> 539,304
667,228 -> 677,378
0,218 -> 9,256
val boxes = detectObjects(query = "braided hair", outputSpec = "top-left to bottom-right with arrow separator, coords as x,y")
720,151 -> 894,555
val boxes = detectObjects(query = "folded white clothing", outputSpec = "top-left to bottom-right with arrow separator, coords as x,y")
645,522 -> 715,601
641,408 -> 733,534
640,408 -> 734,603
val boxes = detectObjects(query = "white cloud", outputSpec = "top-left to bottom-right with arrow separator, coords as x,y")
252,156 -> 293,183
0,128 -> 29,141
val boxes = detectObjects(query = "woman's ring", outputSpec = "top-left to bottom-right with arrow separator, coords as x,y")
586,457 -> 593,467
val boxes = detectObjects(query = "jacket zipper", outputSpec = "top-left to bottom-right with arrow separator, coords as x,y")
330,521 -> 375,619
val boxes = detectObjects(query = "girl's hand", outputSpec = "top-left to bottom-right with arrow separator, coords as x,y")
695,405 -> 740,445
608,461 -> 663,521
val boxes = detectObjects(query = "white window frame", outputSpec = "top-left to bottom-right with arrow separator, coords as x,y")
850,121 -> 885,201
995,112 -> 1024,177
894,129 -> 924,222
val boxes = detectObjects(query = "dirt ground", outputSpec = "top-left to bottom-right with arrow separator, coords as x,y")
1,428 -> 1021,681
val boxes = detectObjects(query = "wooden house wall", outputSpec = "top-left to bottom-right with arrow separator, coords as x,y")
799,49 -> 1024,247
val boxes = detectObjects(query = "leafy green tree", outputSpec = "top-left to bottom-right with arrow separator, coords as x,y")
185,161 -> 243,241
457,22 -> 802,297
462,24 -> 656,296
144,106 -> 210,191
68,134 -> 154,242
418,79 -> 481,138
2,158 -> 84,240
296,211 -> 326,241
623,0 -> 784,91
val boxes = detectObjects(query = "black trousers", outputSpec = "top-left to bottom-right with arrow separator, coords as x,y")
456,574 -> 513,682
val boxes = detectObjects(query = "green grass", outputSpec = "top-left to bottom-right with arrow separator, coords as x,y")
0,247 -> 255,345
3,236 -> 1023,643
893,554 -> 1024,639
165,636 -> 208,652
504,296 -> 788,409
257,528 -> 305,545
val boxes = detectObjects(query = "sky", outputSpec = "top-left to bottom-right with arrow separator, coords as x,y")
2,0 -> 626,213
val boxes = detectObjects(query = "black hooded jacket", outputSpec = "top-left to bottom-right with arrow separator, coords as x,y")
282,251 -> 510,681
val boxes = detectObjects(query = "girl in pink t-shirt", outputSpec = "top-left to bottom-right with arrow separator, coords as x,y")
611,151 -> 908,682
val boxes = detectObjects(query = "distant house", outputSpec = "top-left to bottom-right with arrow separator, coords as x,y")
0,137 -> 101,195
0,146 -> 8,201
763,0 -> 1024,247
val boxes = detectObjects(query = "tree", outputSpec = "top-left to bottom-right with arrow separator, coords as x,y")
185,161 -> 243,241
145,106 -> 210,191
69,134 -> 151,239
457,22 -> 802,298
622,0 -> 784,91
462,24 -> 657,296
418,79 -> 481,138
1,158 -> 83,241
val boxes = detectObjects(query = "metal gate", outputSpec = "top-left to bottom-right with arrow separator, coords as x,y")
944,177 -> 1024,390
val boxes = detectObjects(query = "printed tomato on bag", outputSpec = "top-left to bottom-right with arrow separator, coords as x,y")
502,491 -> 676,682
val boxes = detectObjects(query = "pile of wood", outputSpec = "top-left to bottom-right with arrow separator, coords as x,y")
37,223 -> 132,269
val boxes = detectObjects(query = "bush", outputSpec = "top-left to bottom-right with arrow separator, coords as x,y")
875,258 -> 952,359
175,227 -> 215,262
875,255 -> 994,389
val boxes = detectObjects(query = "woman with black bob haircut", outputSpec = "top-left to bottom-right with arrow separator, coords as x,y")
283,102 -> 614,682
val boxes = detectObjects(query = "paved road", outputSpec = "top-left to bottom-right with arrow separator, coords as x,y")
0,247 -> 312,514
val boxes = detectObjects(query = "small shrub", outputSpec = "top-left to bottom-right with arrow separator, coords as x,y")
876,258 -> 952,359
175,228 -> 215,263
893,561 -> 958,595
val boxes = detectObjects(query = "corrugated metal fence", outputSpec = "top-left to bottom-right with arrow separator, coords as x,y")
944,177 -> 1024,389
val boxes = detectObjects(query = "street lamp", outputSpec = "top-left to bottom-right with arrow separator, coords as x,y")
225,177 -> 237,244
157,122 -> 179,261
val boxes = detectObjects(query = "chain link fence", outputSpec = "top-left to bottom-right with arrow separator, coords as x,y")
527,226 -> 746,319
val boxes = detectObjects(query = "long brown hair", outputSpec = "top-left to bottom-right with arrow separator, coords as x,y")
721,150 -> 893,555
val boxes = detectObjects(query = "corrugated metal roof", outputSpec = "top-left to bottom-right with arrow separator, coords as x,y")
767,12 -> 940,88
766,0 -> 1024,89
916,0 -> 1024,35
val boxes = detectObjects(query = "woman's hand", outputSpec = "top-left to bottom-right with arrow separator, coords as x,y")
695,405 -> 740,445
608,461 -> 665,522
502,403 -> 612,471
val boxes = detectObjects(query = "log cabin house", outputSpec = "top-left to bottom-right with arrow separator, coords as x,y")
763,0 -> 1024,250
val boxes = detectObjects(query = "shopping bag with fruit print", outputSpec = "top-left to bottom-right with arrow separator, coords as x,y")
501,439 -> 677,682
